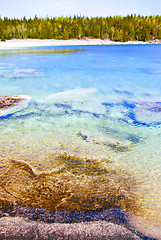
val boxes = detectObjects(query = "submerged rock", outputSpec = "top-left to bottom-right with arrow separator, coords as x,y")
2,68 -> 45,79
132,101 -> 161,125
0,154 -> 141,215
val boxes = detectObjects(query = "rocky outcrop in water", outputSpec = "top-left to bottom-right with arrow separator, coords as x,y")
0,95 -> 31,117
0,96 -> 24,109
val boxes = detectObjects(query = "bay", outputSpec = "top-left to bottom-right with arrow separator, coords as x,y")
0,45 -> 161,225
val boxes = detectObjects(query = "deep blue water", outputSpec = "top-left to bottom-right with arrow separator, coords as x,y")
1,45 -> 161,98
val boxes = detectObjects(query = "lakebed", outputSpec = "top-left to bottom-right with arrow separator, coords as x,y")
0,41 -> 161,239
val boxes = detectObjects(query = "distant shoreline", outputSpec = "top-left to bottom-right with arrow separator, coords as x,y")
0,38 -> 161,49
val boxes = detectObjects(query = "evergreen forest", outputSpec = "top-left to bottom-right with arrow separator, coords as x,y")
0,15 -> 161,42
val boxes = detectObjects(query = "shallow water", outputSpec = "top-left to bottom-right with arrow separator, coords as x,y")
0,45 -> 161,224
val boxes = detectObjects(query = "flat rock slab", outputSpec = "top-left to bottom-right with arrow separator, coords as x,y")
0,217 -> 141,240
1,208 -> 160,239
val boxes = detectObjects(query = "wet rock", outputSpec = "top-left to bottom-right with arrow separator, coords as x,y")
0,96 -> 24,109
0,95 -> 31,117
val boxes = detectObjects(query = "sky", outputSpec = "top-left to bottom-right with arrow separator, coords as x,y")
0,0 -> 161,19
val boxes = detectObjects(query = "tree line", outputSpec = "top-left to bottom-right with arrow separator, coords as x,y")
0,15 -> 161,42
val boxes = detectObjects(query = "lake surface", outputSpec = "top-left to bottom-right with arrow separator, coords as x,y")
0,45 -> 161,224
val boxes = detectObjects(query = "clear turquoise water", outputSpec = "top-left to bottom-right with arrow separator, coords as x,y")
0,45 -> 161,223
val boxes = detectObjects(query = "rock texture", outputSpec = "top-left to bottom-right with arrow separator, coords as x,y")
0,217 -> 141,240
0,208 -> 160,239
0,96 -> 24,109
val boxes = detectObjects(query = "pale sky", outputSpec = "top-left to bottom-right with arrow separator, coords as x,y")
0,0 -> 161,19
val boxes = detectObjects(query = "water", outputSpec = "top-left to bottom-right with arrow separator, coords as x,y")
0,45 -> 161,224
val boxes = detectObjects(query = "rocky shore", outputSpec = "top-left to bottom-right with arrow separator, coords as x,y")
0,207 -> 161,239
